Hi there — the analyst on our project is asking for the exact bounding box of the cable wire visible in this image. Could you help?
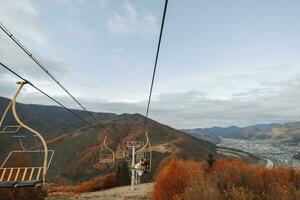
[145,0,169,119]
[0,62,93,126]
[0,22,98,122]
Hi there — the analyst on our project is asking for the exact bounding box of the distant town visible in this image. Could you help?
[218,138,300,168]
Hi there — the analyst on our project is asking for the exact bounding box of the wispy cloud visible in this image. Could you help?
[0,0,48,46]
[107,1,158,36]
[0,0,72,99]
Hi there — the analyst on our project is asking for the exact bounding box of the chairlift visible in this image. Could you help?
[0,81,53,188]
[135,131,152,172]
[95,136,115,167]
[115,144,126,160]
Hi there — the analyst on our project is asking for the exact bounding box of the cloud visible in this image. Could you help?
[0,70,19,97]
[107,1,158,36]
[0,0,48,46]
[0,0,73,98]
[6,75,300,129]
[77,75,300,129]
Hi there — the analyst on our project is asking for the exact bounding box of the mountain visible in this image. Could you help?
[255,122,300,141]
[253,123,281,131]
[0,96,116,138]
[205,126,241,138]
[0,96,216,185]
[181,128,221,144]
[204,123,281,139]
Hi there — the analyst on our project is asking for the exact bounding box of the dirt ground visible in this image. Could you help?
[46,183,153,200]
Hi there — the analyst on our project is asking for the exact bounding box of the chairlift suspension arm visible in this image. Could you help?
[11,81,48,185]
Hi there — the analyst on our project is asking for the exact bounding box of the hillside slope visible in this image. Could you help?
[0,96,116,138]
[181,128,221,144]
[256,122,300,141]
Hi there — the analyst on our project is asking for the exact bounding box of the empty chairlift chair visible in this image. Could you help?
[0,81,54,188]
[115,144,126,160]
[95,136,115,168]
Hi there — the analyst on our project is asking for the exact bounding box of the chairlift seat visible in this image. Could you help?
[98,158,114,164]
[0,180,43,188]
[0,181,19,188]
[15,180,42,187]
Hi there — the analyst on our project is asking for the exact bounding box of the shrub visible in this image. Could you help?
[153,159,190,200]
[152,159,300,200]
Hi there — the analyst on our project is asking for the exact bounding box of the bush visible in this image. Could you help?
[153,159,190,200]
[152,159,300,200]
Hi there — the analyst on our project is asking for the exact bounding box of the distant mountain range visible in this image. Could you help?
[205,123,281,139]
[183,122,300,142]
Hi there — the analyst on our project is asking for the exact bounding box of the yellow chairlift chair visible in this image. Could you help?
[95,136,115,168]
[0,81,54,188]
[115,144,126,160]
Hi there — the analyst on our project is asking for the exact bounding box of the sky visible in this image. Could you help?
[1,0,300,129]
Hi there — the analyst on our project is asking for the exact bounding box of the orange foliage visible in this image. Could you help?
[153,159,190,200]
[153,159,300,200]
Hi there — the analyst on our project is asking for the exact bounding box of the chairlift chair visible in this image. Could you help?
[115,144,126,160]
[0,81,53,188]
[95,136,115,167]
[135,131,152,172]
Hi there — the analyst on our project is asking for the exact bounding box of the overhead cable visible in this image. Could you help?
[0,22,98,122]
[0,62,93,126]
